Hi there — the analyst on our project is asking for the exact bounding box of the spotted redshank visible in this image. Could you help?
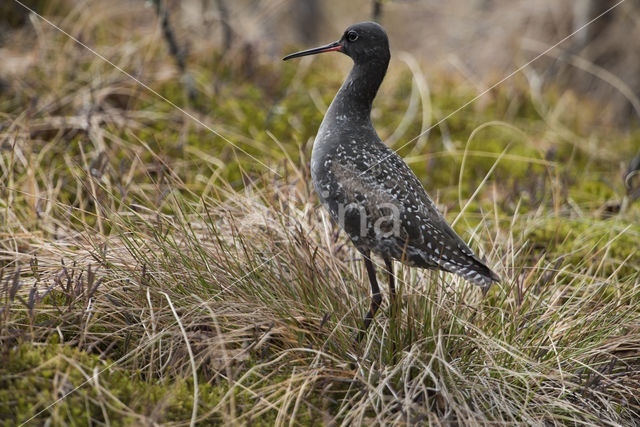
[284,22,500,340]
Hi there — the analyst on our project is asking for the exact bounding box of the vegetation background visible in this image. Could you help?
[1,0,639,424]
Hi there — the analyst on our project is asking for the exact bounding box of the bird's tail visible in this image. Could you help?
[441,253,500,293]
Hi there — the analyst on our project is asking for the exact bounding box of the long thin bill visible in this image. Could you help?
[282,41,342,61]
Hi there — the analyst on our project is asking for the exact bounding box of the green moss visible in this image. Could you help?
[0,342,224,424]
[521,216,639,278]
[0,341,337,425]
[569,179,618,206]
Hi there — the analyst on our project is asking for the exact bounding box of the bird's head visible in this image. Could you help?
[283,22,390,65]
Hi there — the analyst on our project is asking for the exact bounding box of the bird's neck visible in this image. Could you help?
[327,57,389,122]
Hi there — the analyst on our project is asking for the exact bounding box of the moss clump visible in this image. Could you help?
[522,216,640,278]
[0,341,227,424]
[0,340,333,425]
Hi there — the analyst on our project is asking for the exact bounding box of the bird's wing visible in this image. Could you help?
[329,142,499,287]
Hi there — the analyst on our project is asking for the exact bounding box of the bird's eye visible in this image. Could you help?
[347,31,358,42]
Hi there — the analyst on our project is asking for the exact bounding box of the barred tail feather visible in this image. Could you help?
[437,253,500,291]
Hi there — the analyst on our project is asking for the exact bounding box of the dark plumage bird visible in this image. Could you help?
[284,22,500,339]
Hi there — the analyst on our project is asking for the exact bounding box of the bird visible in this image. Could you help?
[283,22,500,341]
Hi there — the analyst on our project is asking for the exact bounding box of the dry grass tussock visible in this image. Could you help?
[2,163,640,424]
[1,0,640,425]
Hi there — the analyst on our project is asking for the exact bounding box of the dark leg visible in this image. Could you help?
[384,257,395,306]
[385,257,398,358]
[357,253,382,342]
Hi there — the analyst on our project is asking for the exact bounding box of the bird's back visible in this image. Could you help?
[312,128,499,289]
